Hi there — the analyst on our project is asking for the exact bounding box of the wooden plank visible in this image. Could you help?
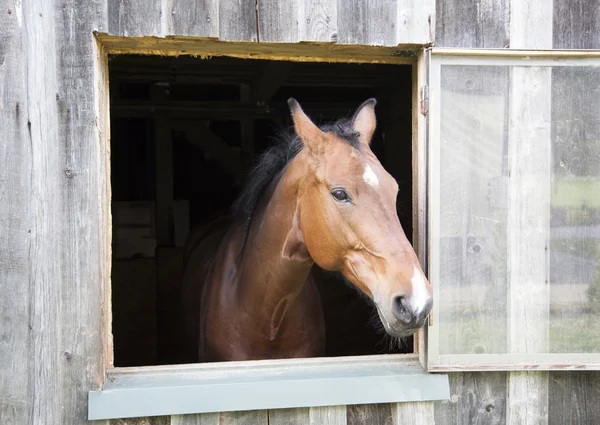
[0,1,30,424]
[22,2,63,424]
[258,0,299,42]
[396,0,434,45]
[55,0,110,423]
[219,410,268,425]
[172,413,220,425]
[506,7,552,423]
[108,0,162,36]
[348,404,392,425]
[553,0,600,49]
[435,0,509,48]
[268,408,310,425]
[433,372,506,425]
[309,406,347,425]
[167,0,219,37]
[298,0,338,42]
[337,0,397,46]
[219,0,257,42]
[97,34,415,65]
[510,0,553,48]
[392,402,434,425]
[548,372,600,425]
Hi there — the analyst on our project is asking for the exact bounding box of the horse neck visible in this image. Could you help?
[235,167,314,309]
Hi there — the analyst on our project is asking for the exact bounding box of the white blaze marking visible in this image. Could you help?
[362,164,379,188]
[410,265,429,314]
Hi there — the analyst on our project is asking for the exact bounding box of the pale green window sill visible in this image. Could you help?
[88,354,449,420]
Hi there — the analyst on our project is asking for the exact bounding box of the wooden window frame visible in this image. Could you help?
[426,48,600,372]
[89,36,448,420]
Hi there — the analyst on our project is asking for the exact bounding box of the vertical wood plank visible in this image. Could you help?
[553,0,600,49]
[0,0,30,423]
[298,0,338,42]
[435,0,509,48]
[549,372,600,425]
[24,1,62,423]
[56,0,110,423]
[309,405,347,425]
[396,0,434,45]
[258,0,299,42]
[337,0,397,46]
[219,410,269,425]
[166,0,219,37]
[509,0,553,49]
[392,402,434,425]
[506,6,553,424]
[108,0,162,37]
[219,0,257,42]
[269,408,310,425]
[172,413,220,425]
[348,404,393,425]
[434,372,507,425]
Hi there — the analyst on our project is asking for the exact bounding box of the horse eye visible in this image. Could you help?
[331,189,350,202]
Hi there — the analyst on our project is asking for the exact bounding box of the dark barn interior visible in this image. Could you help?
[109,54,414,367]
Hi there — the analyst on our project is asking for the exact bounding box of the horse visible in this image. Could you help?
[180,98,433,363]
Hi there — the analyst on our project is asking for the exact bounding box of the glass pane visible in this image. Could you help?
[434,62,600,357]
[550,67,600,353]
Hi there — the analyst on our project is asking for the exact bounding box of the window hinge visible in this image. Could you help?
[420,85,429,116]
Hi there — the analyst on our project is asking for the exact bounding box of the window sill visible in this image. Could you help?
[88,354,449,420]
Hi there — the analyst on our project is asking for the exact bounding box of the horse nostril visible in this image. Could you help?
[391,295,414,324]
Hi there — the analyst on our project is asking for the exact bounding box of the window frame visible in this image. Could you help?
[90,36,449,420]
[425,48,600,372]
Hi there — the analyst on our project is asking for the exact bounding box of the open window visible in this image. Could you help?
[426,51,600,370]
[89,42,449,421]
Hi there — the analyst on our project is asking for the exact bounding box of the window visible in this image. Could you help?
[427,51,600,370]
[89,37,449,421]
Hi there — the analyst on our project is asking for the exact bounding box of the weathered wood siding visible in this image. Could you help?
[1,0,600,424]
[432,1,600,425]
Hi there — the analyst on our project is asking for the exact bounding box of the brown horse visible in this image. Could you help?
[180,98,432,362]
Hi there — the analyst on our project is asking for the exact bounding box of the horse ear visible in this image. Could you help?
[288,98,325,153]
[352,98,377,146]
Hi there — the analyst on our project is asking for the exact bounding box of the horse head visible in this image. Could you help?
[286,98,433,338]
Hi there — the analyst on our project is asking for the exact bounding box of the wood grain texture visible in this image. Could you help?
[55,0,110,423]
[396,0,434,44]
[509,0,553,48]
[171,413,220,425]
[108,0,162,36]
[298,0,338,42]
[348,404,393,425]
[23,1,63,423]
[508,372,549,425]
[268,408,310,425]
[0,1,30,424]
[392,402,434,425]
[434,372,506,425]
[337,0,397,46]
[219,0,257,42]
[219,410,268,425]
[309,405,347,425]
[553,0,600,49]
[258,0,299,42]
[549,372,600,425]
[435,0,509,48]
[166,0,219,37]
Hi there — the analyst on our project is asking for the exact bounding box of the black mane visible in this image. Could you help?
[231,118,360,221]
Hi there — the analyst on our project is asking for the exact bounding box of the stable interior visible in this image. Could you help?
[109,54,414,367]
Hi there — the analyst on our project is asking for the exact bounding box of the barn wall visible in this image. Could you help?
[1,0,600,424]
